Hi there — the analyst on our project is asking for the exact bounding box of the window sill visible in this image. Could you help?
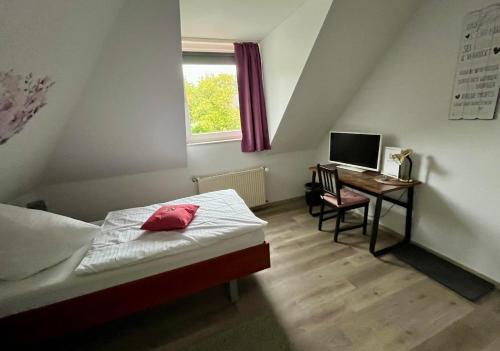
[187,138,241,146]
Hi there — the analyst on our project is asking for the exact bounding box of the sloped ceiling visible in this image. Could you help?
[270,0,423,152]
[0,0,124,201]
[260,0,333,142]
[43,0,187,184]
[180,0,308,41]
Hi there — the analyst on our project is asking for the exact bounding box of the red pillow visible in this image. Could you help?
[141,204,199,231]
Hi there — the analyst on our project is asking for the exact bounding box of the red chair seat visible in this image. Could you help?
[321,189,369,208]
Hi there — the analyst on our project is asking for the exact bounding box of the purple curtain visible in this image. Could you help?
[234,43,271,152]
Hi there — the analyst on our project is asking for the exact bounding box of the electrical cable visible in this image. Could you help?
[368,189,408,219]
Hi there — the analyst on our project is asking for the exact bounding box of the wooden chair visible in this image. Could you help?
[316,164,370,242]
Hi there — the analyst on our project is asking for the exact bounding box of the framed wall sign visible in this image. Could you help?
[449,3,500,120]
[381,146,401,178]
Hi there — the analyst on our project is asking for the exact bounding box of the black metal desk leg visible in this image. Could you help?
[369,195,383,254]
[403,187,414,243]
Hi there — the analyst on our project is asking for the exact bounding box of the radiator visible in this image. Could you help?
[194,167,267,208]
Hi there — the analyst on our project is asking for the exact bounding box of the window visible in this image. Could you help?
[182,51,241,144]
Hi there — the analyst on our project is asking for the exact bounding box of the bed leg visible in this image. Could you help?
[227,279,239,303]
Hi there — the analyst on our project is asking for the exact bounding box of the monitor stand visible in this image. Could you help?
[337,165,366,173]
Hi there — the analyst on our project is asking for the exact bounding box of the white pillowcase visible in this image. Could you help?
[0,203,99,280]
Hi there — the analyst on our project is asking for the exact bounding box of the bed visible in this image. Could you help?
[0,190,270,344]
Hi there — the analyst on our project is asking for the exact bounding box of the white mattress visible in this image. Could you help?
[0,228,265,318]
[76,189,267,274]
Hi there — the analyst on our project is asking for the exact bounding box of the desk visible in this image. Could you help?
[309,165,421,257]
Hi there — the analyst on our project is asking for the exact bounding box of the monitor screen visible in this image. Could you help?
[329,132,382,171]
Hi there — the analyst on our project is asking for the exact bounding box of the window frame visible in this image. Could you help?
[182,40,242,145]
[186,129,242,145]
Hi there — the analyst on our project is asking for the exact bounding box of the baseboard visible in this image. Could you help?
[252,196,304,211]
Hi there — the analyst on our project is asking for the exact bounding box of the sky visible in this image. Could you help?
[182,64,236,84]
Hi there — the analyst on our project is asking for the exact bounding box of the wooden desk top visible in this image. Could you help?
[309,164,421,195]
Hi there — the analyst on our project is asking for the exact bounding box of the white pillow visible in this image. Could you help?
[0,203,99,280]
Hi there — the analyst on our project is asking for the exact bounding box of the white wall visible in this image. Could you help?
[35,143,315,221]
[260,0,333,141]
[16,0,322,221]
[0,0,124,201]
[23,0,315,220]
[318,0,500,282]
[43,0,187,184]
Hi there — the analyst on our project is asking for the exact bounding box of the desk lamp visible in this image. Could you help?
[391,149,413,182]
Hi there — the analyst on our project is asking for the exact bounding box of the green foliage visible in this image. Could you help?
[185,73,241,134]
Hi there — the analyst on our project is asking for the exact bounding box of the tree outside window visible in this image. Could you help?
[183,63,241,143]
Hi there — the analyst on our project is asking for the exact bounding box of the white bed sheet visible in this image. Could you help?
[76,189,267,274]
[0,228,265,318]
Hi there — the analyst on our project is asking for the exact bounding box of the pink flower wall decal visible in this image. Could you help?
[0,70,55,144]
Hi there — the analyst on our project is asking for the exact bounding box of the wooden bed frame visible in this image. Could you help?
[0,242,270,346]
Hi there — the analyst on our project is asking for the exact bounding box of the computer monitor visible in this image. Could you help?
[329,131,382,172]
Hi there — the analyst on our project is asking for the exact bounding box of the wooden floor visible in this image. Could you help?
[253,199,500,351]
[49,198,500,351]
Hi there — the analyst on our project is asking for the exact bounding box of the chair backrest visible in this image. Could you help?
[316,164,342,205]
